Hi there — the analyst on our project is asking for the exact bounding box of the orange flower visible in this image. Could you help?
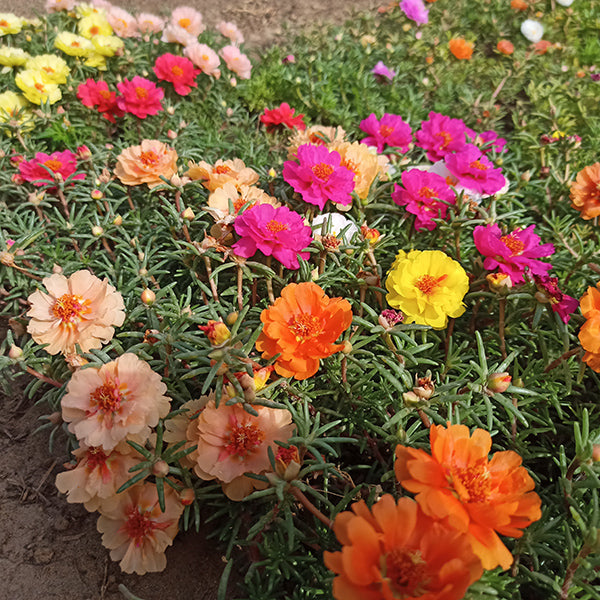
[578,283,600,372]
[186,157,259,192]
[323,495,483,600]
[511,0,528,9]
[496,40,514,55]
[395,423,542,570]
[449,38,474,60]
[256,282,353,379]
[533,40,552,55]
[570,163,600,220]
[114,139,178,188]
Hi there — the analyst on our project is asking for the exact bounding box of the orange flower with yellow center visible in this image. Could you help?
[324,494,483,600]
[395,423,542,570]
[114,139,178,188]
[570,163,600,220]
[578,282,600,371]
[256,282,353,380]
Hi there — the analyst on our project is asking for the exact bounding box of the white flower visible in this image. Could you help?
[556,0,573,5]
[312,213,359,244]
[520,20,544,43]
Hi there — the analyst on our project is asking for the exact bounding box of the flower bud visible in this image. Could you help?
[341,340,353,354]
[52,264,63,274]
[593,445,600,462]
[182,207,195,220]
[226,311,239,326]
[113,215,123,226]
[152,460,170,478]
[167,106,175,115]
[91,225,104,237]
[0,251,15,267]
[486,372,512,394]
[77,145,92,160]
[199,320,231,346]
[91,189,103,200]
[274,445,301,481]
[167,129,177,139]
[486,272,513,293]
[8,344,23,359]
[141,289,156,305]
[179,488,195,505]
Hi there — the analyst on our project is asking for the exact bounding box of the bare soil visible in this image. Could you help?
[1,1,379,599]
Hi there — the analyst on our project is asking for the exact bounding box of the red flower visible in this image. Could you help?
[153,53,200,96]
[19,150,85,188]
[77,79,124,123]
[116,76,164,119]
[260,102,306,132]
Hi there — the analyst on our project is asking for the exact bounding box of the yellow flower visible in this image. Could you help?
[0,46,30,66]
[75,3,106,18]
[25,54,70,84]
[0,13,23,36]
[0,91,33,131]
[78,14,113,39]
[15,69,62,105]
[84,52,107,70]
[91,35,124,57]
[54,32,94,57]
[385,249,469,329]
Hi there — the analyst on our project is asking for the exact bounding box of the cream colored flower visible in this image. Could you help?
[206,182,280,223]
[54,32,95,56]
[25,54,70,84]
[186,158,259,192]
[330,141,385,200]
[287,125,347,159]
[78,14,113,38]
[0,13,23,36]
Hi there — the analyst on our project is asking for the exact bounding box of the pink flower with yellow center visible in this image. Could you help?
[97,482,184,574]
[27,270,125,356]
[77,78,124,123]
[106,6,139,38]
[116,76,164,119]
[360,112,413,154]
[445,144,506,195]
[136,12,165,34]
[415,111,468,162]
[217,21,244,44]
[183,43,221,77]
[170,6,205,37]
[283,143,355,210]
[153,53,200,96]
[473,223,555,284]
[60,353,170,451]
[233,204,313,269]
[220,44,252,79]
[18,149,85,188]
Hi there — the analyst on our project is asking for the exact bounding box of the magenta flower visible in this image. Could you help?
[415,112,468,161]
[359,113,412,154]
[232,204,312,269]
[445,144,506,195]
[391,169,456,231]
[282,144,355,210]
[532,274,578,323]
[469,129,507,154]
[153,53,200,96]
[400,0,429,24]
[371,61,396,82]
[19,150,84,188]
[473,223,555,283]
[116,76,164,119]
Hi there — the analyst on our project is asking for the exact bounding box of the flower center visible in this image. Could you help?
[289,313,323,341]
[415,274,447,295]
[140,150,159,166]
[71,41,81,48]
[43,66,55,74]
[52,293,90,323]
[171,65,184,77]
[419,186,437,199]
[379,124,394,137]
[500,234,525,256]
[89,25,99,35]
[214,165,231,175]
[43,159,63,172]
[435,130,452,149]
[343,159,360,178]
[85,447,108,471]
[383,548,430,597]
[311,162,334,182]
[135,86,148,99]
[123,507,158,546]
[178,17,192,28]
[89,380,124,414]
[451,459,491,503]
[99,89,112,100]
[0,20,8,27]
[469,159,488,172]
[224,423,265,458]
[34,82,46,92]
[266,219,288,233]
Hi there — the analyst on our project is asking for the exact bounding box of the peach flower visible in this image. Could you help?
[114,139,178,188]
[161,23,196,46]
[192,399,294,500]
[219,45,252,79]
[579,282,600,371]
[183,43,221,78]
[27,270,125,356]
[186,158,259,191]
[61,353,171,451]
[55,443,139,512]
[217,21,244,44]
[45,0,76,11]
[330,141,386,200]
[287,125,347,159]
[570,163,600,220]
[97,482,183,574]
[106,6,139,38]
[170,6,205,37]
[206,182,280,223]
[137,13,165,34]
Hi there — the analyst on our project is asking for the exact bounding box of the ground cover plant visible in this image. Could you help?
[1,1,600,599]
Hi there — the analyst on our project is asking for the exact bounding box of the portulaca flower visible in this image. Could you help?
[520,20,544,43]
[312,213,359,244]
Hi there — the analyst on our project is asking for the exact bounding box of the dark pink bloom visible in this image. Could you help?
[116,76,164,119]
[77,79,124,123]
[260,102,306,132]
[359,113,412,153]
[532,274,578,323]
[282,144,355,210]
[415,112,468,161]
[232,204,312,269]
[391,169,456,231]
[473,223,555,283]
[153,53,200,96]
[371,61,396,82]
[469,129,507,154]
[400,0,429,24]
[445,144,506,195]
[19,150,84,188]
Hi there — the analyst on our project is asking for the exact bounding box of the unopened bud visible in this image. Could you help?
[268,168,277,178]
[113,215,123,226]
[139,267,148,276]
[226,311,239,326]
[0,251,15,267]
[8,344,23,359]
[486,372,512,394]
[179,488,195,505]
[138,251,145,261]
[486,272,512,293]
[167,129,177,139]
[91,189,103,200]
[91,225,104,237]
[77,145,92,160]
[182,207,195,220]
[199,320,231,346]
[341,340,353,354]
[593,445,600,462]
[152,460,170,478]
[141,289,156,305]
[167,106,175,115]
[52,264,63,274]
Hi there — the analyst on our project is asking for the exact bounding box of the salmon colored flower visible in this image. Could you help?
[511,0,528,9]
[287,125,347,159]
[97,482,184,574]
[256,282,353,379]
[60,353,170,451]
[220,44,252,79]
[395,423,542,570]
[137,13,165,34]
[324,495,483,600]
[153,53,200,96]
[116,76,163,119]
[183,43,221,77]
[217,21,244,44]
[497,40,514,55]
[449,38,474,60]
[27,270,125,355]
[106,6,139,38]
[55,443,139,512]
[386,250,469,329]
[206,182,280,223]
[570,163,600,220]
[579,283,600,371]
[114,140,178,188]
[186,158,259,191]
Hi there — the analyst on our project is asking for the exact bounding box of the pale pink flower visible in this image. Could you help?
[136,13,165,34]
[27,270,125,356]
[55,443,139,512]
[220,44,252,79]
[45,0,76,11]
[161,23,196,46]
[170,6,205,37]
[217,21,244,44]
[106,6,139,38]
[61,353,171,451]
[97,483,183,574]
[183,43,221,77]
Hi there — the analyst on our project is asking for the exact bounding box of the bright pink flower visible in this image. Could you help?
[232,204,312,270]
[532,274,578,323]
[183,43,221,77]
[473,223,555,283]
[220,44,252,79]
[359,113,412,153]
[116,76,164,119]
[392,169,456,231]
[153,53,200,96]
[260,102,306,132]
[371,60,396,82]
[77,79,124,123]
[282,143,355,210]
[400,0,429,24]
[471,129,507,154]
[415,112,468,161]
[445,144,506,195]
[19,150,84,187]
